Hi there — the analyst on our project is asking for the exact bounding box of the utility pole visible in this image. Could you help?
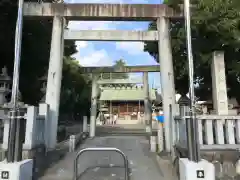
[184,0,201,162]
[7,0,24,162]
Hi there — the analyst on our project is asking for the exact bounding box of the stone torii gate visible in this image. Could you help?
[23,3,182,152]
[86,65,159,138]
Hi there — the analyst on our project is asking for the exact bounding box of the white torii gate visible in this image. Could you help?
[88,71,153,138]
[23,3,179,153]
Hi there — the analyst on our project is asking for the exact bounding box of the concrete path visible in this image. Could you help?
[39,135,168,180]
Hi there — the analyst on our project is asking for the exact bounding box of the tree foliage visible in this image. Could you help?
[0,0,91,120]
[101,59,129,79]
[144,0,240,101]
[60,57,91,120]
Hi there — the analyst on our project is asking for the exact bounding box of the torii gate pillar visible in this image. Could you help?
[157,17,176,152]
[45,16,64,149]
[90,74,98,138]
[143,72,152,134]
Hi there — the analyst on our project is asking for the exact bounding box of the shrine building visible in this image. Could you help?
[99,84,162,124]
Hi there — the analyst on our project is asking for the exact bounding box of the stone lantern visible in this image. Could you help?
[39,73,47,103]
[0,66,27,117]
[0,67,11,106]
[177,95,191,116]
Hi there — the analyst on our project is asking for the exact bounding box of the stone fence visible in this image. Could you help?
[174,114,240,179]
[0,103,50,160]
[175,115,240,150]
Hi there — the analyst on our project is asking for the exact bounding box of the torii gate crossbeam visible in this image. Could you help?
[23,3,182,20]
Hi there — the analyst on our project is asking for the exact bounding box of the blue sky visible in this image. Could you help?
[66,0,164,90]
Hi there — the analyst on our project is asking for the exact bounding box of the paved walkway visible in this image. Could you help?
[39,135,170,180]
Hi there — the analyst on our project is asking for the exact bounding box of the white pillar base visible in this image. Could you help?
[157,125,164,152]
[0,159,33,180]
[150,136,157,152]
[236,159,240,174]
[83,116,88,132]
[179,158,215,180]
[89,116,96,138]
[146,125,151,133]
[96,119,102,125]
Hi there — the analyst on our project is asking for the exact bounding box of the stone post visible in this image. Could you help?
[39,103,50,150]
[157,17,176,152]
[143,72,152,134]
[39,74,47,103]
[45,16,64,149]
[90,74,98,138]
[2,118,10,150]
[23,106,37,150]
[83,116,88,133]
[211,51,228,115]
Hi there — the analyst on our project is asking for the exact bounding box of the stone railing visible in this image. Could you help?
[22,103,49,150]
[175,115,240,150]
[0,104,49,153]
[174,115,240,180]
[0,103,50,161]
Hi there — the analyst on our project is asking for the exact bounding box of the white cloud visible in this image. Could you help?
[68,21,115,30]
[68,21,117,67]
[75,41,88,49]
[72,41,113,67]
[68,21,115,67]
[115,42,144,55]
[77,49,113,67]
[66,0,151,67]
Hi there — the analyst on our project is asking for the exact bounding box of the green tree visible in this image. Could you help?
[144,0,240,101]
[0,0,76,104]
[60,57,91,121]
[101,59,129,79]
[0,0,91,120]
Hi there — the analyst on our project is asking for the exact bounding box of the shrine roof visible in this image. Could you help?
[99,87,161,101]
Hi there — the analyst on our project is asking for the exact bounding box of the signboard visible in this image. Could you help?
[156,115,164,123]
[196,170,204,178]
[1,171,9,179]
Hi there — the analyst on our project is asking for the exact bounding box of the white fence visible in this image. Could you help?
[175,115,240,150]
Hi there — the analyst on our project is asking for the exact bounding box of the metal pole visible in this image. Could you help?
[14,110,25,161]
[7,111,16,162]
[7,0,24,162]
[184,0,200,162]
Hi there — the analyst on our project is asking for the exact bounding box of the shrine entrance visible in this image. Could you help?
[85,66,161,125]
